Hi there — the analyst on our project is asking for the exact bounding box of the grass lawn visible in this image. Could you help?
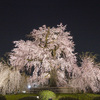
[5,93,38,100]
[56,93,100,100]
[4,93,100,100]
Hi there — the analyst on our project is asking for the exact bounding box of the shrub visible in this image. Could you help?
[39,90,56,100]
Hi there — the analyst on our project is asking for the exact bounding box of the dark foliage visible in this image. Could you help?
[93,97,100,100]
[19,96,39,100]
[0,94,6,100]
[59,97,79,100]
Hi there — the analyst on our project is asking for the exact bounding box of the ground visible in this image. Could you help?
[4,93,100,100]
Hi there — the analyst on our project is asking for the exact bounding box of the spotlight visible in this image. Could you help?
[28,85,31,89]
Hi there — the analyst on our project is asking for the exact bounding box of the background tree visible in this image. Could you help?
[70,52,100,93]
[9,23,78,87]
[0,56,27,95]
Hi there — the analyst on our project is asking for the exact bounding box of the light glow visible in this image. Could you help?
[22,91,26,93]
[28,85,31,89]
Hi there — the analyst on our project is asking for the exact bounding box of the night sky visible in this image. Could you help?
[0,0,100,60]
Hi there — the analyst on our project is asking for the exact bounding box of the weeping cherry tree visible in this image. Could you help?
[0,57,27,95]
[70,52,100,93]
[9,23,78,87]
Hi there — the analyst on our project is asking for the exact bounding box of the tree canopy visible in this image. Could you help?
[9,23,78,87]
[0,24,100,94]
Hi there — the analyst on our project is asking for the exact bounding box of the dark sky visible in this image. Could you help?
[0,0,100,59]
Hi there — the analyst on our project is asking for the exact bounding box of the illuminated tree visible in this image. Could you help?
[9,23,78,87]
[0,58,27,95]
[70,52,100,93]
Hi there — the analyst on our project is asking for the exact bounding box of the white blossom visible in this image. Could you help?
[9,24,77,87]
